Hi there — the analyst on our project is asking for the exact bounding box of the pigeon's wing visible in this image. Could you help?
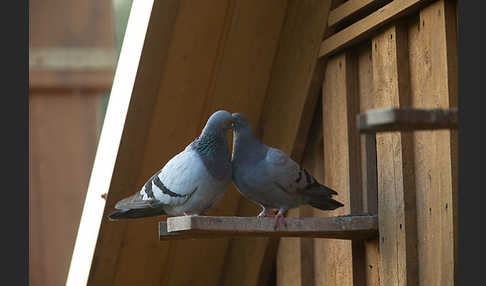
[114,148,208,210]
[265,147,337,196]
[143,148,208,205]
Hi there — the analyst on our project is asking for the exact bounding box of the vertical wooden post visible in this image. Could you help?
[372,23,418,286]
[408,1,458,284]
[320,51,365,286]
[357,43,380,286]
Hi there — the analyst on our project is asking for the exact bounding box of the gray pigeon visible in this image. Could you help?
[231,113,344,228]
[108,110,234,220]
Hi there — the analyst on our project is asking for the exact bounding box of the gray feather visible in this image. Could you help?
[108,110,234,220]
[231,113,344,214]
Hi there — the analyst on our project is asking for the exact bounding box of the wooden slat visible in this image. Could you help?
[160,215,378,240]
[372,24,418,286]
[408,1,458,284]
[319,0,429,58]
[357,43,381,286]
[222,1,334,286]
[320,52,360,286]
[357,107,458,133]
[328,0,390,28]
[276,210,303,286]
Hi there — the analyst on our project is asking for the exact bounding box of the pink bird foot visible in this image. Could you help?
[184,212,190,216]
[273,212,287,230]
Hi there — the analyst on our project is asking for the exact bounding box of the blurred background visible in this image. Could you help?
[29,0,132,285]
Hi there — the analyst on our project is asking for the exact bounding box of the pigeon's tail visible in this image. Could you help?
[304,184,344,211]
[107,207,166,221]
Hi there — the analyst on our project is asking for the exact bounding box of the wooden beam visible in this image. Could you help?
[328,0,390,28]
[66,1,179,285]
[159,215,378,240]
[319,0,430,58]
[357,107,458,133]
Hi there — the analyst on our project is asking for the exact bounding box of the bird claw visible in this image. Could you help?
[273,213,287,230]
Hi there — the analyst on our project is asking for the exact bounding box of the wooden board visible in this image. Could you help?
[372,23,418,286]
[320,52,360,286]
[357,43,381,286]
[319,0,430,58]
[276,208,303,286]
[328,0,390,28]
[159,215,378,240]
[407,1,458,284]
[357,107,458,133]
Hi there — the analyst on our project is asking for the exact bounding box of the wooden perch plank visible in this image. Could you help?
[357,107,458,133]
[159,215,378,240]
[319,0,429,58]
[328,0,390,28]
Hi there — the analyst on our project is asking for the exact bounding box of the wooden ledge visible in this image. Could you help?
[357,107,458,133]
[159,214,378,240]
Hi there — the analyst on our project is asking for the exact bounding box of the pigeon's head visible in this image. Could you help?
[206,110,234,131]
[231,113,251,132]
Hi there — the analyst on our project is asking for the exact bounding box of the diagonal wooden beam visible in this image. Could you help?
[66,1,179,285]
[319,0,430,58]
[69,0,292,285]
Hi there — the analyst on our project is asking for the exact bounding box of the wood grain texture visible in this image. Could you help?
[320,53,363,286]
[357,43,381,286]
[407,1,458,284]
[160,215,378,240]
[357,107,458,133]
[372,24,418,286]
[328,0,390,28]
[276,210,302,286]
[319,0,430,58]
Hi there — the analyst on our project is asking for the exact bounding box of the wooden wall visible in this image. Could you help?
[29,0,115,285]
[277,0,458,285]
